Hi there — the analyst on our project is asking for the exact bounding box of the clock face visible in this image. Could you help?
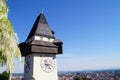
[25,56,32,73]
[40,55,55,73]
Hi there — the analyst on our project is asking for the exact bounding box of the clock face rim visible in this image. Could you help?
[40,55,55,73]
[25,62,30,73]
[25,56,32,73]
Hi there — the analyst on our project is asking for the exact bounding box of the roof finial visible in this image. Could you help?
[41,0,44,14]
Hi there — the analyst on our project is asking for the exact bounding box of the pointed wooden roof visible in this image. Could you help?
[26,13,55,41]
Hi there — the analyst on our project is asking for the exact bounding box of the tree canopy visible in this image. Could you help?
[0,0,21,73]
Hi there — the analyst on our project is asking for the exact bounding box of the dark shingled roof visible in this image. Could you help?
[30,40,58,47]
[19,13,63,56]
[26,13,55,41]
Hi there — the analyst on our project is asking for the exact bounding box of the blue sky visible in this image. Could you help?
[6,0,120,73]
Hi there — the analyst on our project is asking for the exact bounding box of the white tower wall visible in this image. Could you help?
[24,53,58,80]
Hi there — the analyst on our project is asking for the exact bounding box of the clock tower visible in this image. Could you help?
[19,13,63,80]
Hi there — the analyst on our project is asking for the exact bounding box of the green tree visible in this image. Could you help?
[0,71,9,80]
[0,0,21,80]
